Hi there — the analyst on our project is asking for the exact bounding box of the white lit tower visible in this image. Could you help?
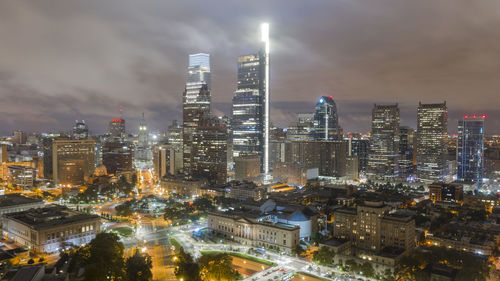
[261,23,270,178]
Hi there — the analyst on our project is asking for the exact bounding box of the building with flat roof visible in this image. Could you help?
[52,139,96,186]
[0,194,44,216]
[2,205,100,253]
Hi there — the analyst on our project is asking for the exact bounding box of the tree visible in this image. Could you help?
[125,249,153,281]
[359,261,375,278]
[198,253,239,281]
[174,247,200,281]
[192,197,214,212]
[84,232,125,281]
[312,246,335,265]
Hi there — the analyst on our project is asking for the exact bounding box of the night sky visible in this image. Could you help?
[1,0,499,135]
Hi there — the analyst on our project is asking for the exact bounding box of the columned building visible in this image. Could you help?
[416,102,448,183]
[457,115,485,189]
[367,104,400,179]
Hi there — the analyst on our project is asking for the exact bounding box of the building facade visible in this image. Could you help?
[101,141,134,175]
[3,205,100,253]
[416,102,448,183]
[52,139,96,186]
[367,104,400,179]
[457,115,485,188]
[313,96,341,141]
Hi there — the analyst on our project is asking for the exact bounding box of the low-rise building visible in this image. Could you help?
[160,176,208,197]
[225,181,267,201]
[207,211,300,254]
[0,194,44,216]
[2,205,100,253]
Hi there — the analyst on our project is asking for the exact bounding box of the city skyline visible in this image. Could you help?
[1,0,500,135]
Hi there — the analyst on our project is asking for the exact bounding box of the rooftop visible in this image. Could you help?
[4,205,99,230]
[0,194,43,208]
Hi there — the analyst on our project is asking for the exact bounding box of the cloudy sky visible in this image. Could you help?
[1,0,499,135]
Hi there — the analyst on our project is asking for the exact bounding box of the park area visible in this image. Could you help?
[201,251,275,278]
[291,272,329,281]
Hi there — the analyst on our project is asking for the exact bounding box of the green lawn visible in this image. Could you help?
[200,251,277,266]
[170,238,182,250]
[296,271,330,281]
[114,226,133,237]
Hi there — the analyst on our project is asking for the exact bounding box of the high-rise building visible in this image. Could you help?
[399,126,416,181]
[167,120,183,174]
[367,104,400,179]
[183,54,211,177]
[191,115,228,185]
[231,89,263,159]
[135,113,152,161]
[457,115,485,188]
[230,23,270,175]
[416,102,448,183]
[346,136,369,174]
[287,140,346,177]
[109,118,126,139]
[72,120,89,139]
[313,96,341,141]
[52,139,96,186]
[13,130,27,145]
[0,145,7,163]
[287,113,314,141]
[102,141,134,175]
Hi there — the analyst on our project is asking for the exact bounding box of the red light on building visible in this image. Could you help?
[464,115,468,118]
[112,119,124,123]
[482,114,487,119]
[329,96,333,99]
[473,114,477,118]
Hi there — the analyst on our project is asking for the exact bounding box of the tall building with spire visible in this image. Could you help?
[313,96,342,140]
[367,104,400,179]
[230,23,270,175]
[183,54,211,177]
[135,113,152,161]
[416,102,448,183]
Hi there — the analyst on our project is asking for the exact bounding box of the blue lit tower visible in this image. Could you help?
[313,96,341,140]
[457,114,485,189]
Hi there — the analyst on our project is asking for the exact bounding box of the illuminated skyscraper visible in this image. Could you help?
[313,96,341,140]
[416,102,447,183]
[367,104,400,179]
[109,118,125,139]
[230,23,270,174]
[183,54,211,177]
[457,115,485,188]
[398,126,416,180]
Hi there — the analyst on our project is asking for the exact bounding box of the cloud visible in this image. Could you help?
[0,0,499,135]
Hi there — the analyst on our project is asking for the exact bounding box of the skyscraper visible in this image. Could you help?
[367,104,400,179]
[183,54,211,177]
[457,115,485,188]
[109,118,125,139]
[313,96,341,140]
[398,126,416,181]
[416,102,447,183]
[52,139,96,186]
[230,23,270,175]
[135,113,152,161]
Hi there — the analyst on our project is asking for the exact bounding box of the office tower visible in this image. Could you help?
[109,118,126,139]
[72,120,89,139]
[457,115,485,188]
[231,88,262,159]
[416,102,448,183]
[313,96,341,140]
[231,24,270,173]
[188,53,211,89]
[167,120,183,174]
[0,145,7,163]
[429,183,464,203]
[287,113,314,141]
[367,104,400,179]
[346,136,369,174]
[153,144,169,179]
[183,54,211,177]
[234,155,261,181]
[13,130,27,145]
[399,126,416,181]
[191,115,228,185]
[52,139,96,186]
[287,140,346,177]
[102,141,134,175]
[135,113,152,161]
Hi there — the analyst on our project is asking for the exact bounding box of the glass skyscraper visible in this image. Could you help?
[457,115,485,188]
[183,54,211,177]
[416,102,448,183]
[230,24,269,173]
[313,96,341,140]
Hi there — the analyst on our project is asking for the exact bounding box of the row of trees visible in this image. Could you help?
[174,248,240,281]
[64,233,152,281]
[70,175,136,204]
